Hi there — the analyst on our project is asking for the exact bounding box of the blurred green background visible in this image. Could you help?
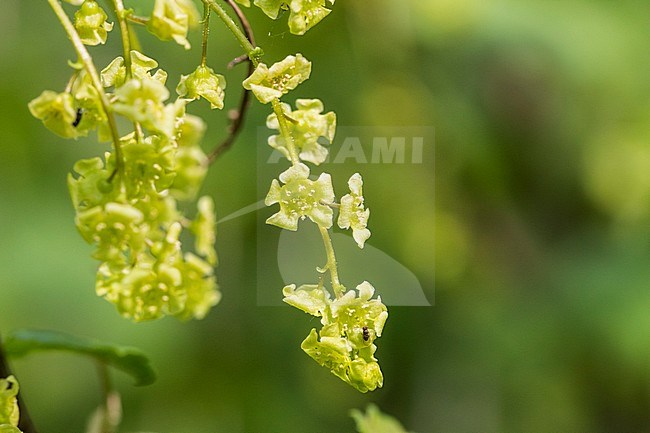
[2,0,650,431]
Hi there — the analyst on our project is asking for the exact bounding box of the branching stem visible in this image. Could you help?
[227,53,249,69]
[207,0,257,163]
[204,0,299,165]
[271,99,300,165]
[203,0,261,66]
[204,0,339,297]
[112,0,133,78]
[223,0,256,47]
[47,0,124,185]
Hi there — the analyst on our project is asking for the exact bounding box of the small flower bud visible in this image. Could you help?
[176,65,227,110]
[74,0,113,46]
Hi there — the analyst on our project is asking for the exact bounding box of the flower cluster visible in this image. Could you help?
[284,282,387,392]
[29,2,229,321]
[64,99,219,321]
[0,376,21,433]
[33,0,388,396]
[258,53,386,391]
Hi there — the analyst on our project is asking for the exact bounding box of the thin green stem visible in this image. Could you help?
[271,99,300,165]
[318,225,345,297]
[223,0,256,47]
[203,0,298,166]
[203,0,336,296]
[110,0,145,149]
[203,0,261,66]
[64,70,79,93]
[200,4,211,66]
[47,0,124,184]
[134,122,144,143]
[112,0,133,78]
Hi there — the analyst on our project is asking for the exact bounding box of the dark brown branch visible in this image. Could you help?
[208,0,256,163]
[224,0,256,47]
[227,53,249,69]
[0,336,37,433]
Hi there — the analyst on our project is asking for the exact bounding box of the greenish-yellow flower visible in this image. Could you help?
[74,0,113,46]
[283,281,387,392]
[287,0,332,35]
[338,173,371,248]
[0,376,20,430]
[177,65,227,109]
[175,252,220,320]
[101,51,167,89]
[243,54,311,104]
[282,283,330,316]
[191,196,218,266]
[147,0,199,50]
[28,90,83,139]
[267,99,336,165]
[112,78,182,138]
[253,0,334,35]
[265,163,334,230]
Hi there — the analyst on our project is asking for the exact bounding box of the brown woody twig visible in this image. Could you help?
[208,0,257,163]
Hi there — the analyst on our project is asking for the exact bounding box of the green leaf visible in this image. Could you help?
[3,330,156,386]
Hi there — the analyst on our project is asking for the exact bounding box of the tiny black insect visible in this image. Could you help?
[72,108,83,127]
[362,326,370,341]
